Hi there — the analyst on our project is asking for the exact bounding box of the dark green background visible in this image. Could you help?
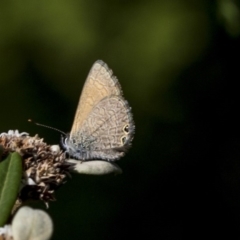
[1,0,240,239]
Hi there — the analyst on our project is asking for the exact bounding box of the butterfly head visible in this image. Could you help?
[61,134,90,160]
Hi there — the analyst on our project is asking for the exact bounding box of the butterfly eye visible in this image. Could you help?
[123,124,129,133]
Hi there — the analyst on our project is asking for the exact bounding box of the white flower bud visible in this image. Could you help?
[67,159,122,175]
[12,206,53,240]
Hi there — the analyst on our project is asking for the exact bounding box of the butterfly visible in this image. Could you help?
[61,60,135,162]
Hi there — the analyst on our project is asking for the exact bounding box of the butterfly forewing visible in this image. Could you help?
[70,60,122,138]
[65,60,135,161]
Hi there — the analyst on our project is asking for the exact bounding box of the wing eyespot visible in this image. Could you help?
[121,136,127,145]
[123,124,129,134]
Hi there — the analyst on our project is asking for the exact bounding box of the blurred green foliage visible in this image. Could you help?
[1,0,240,239]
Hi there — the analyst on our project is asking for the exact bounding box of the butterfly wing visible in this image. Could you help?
[70,60,122,138]
[71,96,134,161]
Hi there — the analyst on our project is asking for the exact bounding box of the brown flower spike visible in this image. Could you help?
[0,130,70,207]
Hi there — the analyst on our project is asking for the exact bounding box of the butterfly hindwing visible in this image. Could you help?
[70,96,134,161]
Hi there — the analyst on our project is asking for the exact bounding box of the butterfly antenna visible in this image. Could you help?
[28,119,66,136]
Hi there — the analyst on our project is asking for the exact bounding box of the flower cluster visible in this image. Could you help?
[0,130,122,208]
[0,129,123,240]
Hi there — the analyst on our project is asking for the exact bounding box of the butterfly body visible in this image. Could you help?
[62,60,135,161]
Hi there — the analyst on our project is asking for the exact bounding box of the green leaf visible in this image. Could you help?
[0,145,3,161]
[0,152,22,226]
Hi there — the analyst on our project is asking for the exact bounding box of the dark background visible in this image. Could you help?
[1,0,240,239]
